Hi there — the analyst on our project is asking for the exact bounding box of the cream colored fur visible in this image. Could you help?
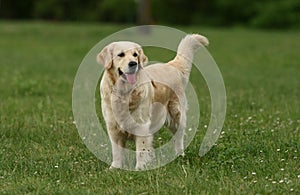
[97,34,209,169]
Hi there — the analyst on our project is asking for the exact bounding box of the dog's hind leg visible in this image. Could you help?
[167,98,186,156]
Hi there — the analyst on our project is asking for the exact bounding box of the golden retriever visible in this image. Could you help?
[97,34,209,169]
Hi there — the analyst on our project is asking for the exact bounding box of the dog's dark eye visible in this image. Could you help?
[133,52,138,57]
[118,52,125,57]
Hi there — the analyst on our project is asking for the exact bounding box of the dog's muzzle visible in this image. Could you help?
[118,61,139,84]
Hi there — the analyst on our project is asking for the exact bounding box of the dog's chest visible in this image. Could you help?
[129,86,151,111]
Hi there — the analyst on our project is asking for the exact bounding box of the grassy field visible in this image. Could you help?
[0,21,299,194]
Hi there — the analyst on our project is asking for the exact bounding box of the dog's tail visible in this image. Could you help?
[168,34,209,86]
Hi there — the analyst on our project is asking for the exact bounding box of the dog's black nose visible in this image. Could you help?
[128,61,137,67]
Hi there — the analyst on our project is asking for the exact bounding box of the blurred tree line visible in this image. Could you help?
[0,0,300,28]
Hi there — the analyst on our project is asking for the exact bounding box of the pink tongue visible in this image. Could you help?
[125,73,137,84]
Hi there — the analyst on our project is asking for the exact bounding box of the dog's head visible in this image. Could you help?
[97,41,148,85]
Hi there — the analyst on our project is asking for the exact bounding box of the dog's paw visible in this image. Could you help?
[177,152,185,157]
[135,163,146,170]
[135,150,156,170]
[175,148,185,157]
[109,165,117,170]
[109,161,124,170]
[109,165,121,170]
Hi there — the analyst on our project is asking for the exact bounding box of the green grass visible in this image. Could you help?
[0,21,299,194]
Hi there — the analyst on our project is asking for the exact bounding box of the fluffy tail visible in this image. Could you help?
[168,34,209,86]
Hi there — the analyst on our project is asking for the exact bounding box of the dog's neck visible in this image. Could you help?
[112,77,136,96]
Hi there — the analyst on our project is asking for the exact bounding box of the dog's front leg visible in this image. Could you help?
[135,135,155,170]
[110,141,125,169]
[108,131,126,169]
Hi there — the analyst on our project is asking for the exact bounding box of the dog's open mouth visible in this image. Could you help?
[118,66,138,85]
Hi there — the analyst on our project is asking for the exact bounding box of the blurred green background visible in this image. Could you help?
[1,0,300,29]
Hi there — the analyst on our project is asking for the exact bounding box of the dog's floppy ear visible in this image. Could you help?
[97,44,113,69]
[137,47,148,66]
